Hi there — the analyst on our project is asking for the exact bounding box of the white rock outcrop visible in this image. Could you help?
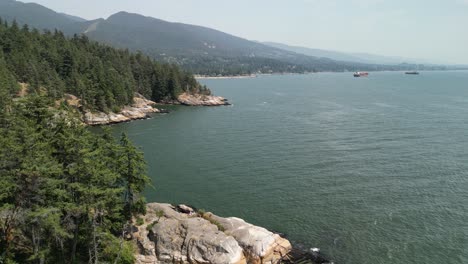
[82,93,160,125]
[177,93,230,106]
[208,214,291,264]
[62,92,229,125]
[134,203,291,264]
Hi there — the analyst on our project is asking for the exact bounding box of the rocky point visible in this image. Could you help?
[133,203,292,264]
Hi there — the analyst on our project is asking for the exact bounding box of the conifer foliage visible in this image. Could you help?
[0,96,150,263]
[0,18,210,112]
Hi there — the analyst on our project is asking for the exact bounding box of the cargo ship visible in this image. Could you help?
[405,71,419,75]
[353,72,369,77]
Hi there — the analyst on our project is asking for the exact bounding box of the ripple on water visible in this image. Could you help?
[110,72,468,264]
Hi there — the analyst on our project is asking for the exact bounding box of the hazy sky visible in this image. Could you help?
[27,0,468,64]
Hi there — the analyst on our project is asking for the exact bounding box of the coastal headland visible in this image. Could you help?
[61,92,230,126]
[132,203,330,264]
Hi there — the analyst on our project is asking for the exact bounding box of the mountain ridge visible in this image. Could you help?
[59,12,87,22]
[262,41,434,65]
[0,0,80,30]
[0,0,457,75]
[0,0,377,74]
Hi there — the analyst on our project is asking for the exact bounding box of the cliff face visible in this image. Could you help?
[134,203,292,264]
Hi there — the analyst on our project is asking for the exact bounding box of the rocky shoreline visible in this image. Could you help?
[63,93,230,126]
[82,94,163,126]
[133,203,291,264]
[178,93,231,106]
[132,203,331,264]
[158,93,231,107]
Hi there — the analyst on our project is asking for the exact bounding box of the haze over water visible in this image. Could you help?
[111,71,468,264]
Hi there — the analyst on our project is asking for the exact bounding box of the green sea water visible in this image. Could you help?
[110,71,468,264]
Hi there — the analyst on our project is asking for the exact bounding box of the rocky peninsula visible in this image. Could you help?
[133,203,292,264]
[81,93,162,126]
[62,92,230,126]
[178,93,231,106]
[159,93,231,107]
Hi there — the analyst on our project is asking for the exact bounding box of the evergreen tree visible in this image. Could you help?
[0,19,205,112]
[0,96,148,263]
[0,51,18,113]
[119,133,150,220]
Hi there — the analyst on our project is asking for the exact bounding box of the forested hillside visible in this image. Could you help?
[77,12,365,75]
[0,18,209,112]
[0,93,151,263]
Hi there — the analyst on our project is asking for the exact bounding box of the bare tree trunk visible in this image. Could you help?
[70,217,80,264]
[113,222,128,264]
[32,227,39,259]
[88,248,93,264]
[92,210,99,264]
[1,206,19,260]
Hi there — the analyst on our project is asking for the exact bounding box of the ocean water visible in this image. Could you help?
[110,71,468,264]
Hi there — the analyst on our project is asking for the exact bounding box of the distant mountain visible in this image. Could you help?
[262,42,365,62]
[59,12,86,23]
[70,12,389,74]
[0,2,351,74]
[263,42,430,65]
[78,12,333,61]
[0,0,79,31]
[0,0,453,75]
[347,52,425,65]
[81,11,273,57]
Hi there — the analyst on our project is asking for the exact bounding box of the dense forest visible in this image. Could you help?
[0,18,184,263]
[0,18,210,112]
[0,94,150,263]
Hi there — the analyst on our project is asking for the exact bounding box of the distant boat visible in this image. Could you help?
[353,72,369,77]
[405,71,419,75]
